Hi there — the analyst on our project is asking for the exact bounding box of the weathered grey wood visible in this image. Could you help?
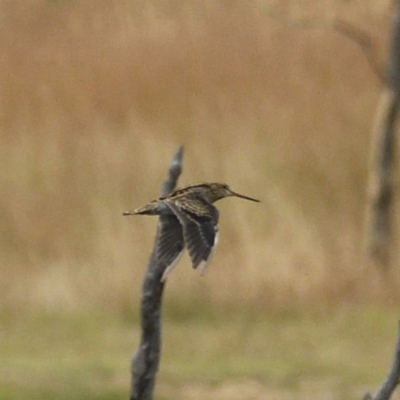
[365,0,400,268]
[364,322,400,400]
[130,146,184,400]
[388,0,400,93]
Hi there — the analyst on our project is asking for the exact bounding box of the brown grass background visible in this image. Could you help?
[0,0,396,315]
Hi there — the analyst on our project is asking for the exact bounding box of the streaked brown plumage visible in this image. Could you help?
[123,183,259,281]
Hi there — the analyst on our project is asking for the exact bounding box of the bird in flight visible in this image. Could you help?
[123,182,259,281]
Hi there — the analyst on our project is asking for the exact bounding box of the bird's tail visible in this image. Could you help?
[122,201,161,216]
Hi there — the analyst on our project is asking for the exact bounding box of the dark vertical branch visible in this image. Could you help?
[364,322,400,400]
[365,0,400,268]
[388,0,400,92]
[130,146,184,400]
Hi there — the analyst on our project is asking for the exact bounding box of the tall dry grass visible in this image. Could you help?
[0,0,396,315]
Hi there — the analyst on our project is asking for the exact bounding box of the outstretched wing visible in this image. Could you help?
[165,197,219,274]
[157,214,185,282]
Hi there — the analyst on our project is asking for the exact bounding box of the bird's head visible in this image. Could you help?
[209,183,260,203]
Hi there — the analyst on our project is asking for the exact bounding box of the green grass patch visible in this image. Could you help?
[1,306,399,399]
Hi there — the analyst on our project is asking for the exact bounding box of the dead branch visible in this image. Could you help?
[365,0,400,268]
[130,146,184,400]
[364,322,400,400]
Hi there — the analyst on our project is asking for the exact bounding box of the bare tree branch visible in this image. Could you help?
[130,146,184,400]
[365,0,400,268]
[364,322,400,400]
[387,0,400,93]
[365,89,399,267]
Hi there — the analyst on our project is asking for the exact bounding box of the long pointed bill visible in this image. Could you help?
[231,191,260,202]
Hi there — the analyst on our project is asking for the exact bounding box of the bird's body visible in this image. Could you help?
[123,183,259,281]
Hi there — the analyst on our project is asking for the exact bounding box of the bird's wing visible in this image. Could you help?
[157,214,185,282]
[165,197,219,273]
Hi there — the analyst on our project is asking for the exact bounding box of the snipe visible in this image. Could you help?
[123,183,259,281]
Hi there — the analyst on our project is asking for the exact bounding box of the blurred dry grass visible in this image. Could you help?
[0,0,397,314]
